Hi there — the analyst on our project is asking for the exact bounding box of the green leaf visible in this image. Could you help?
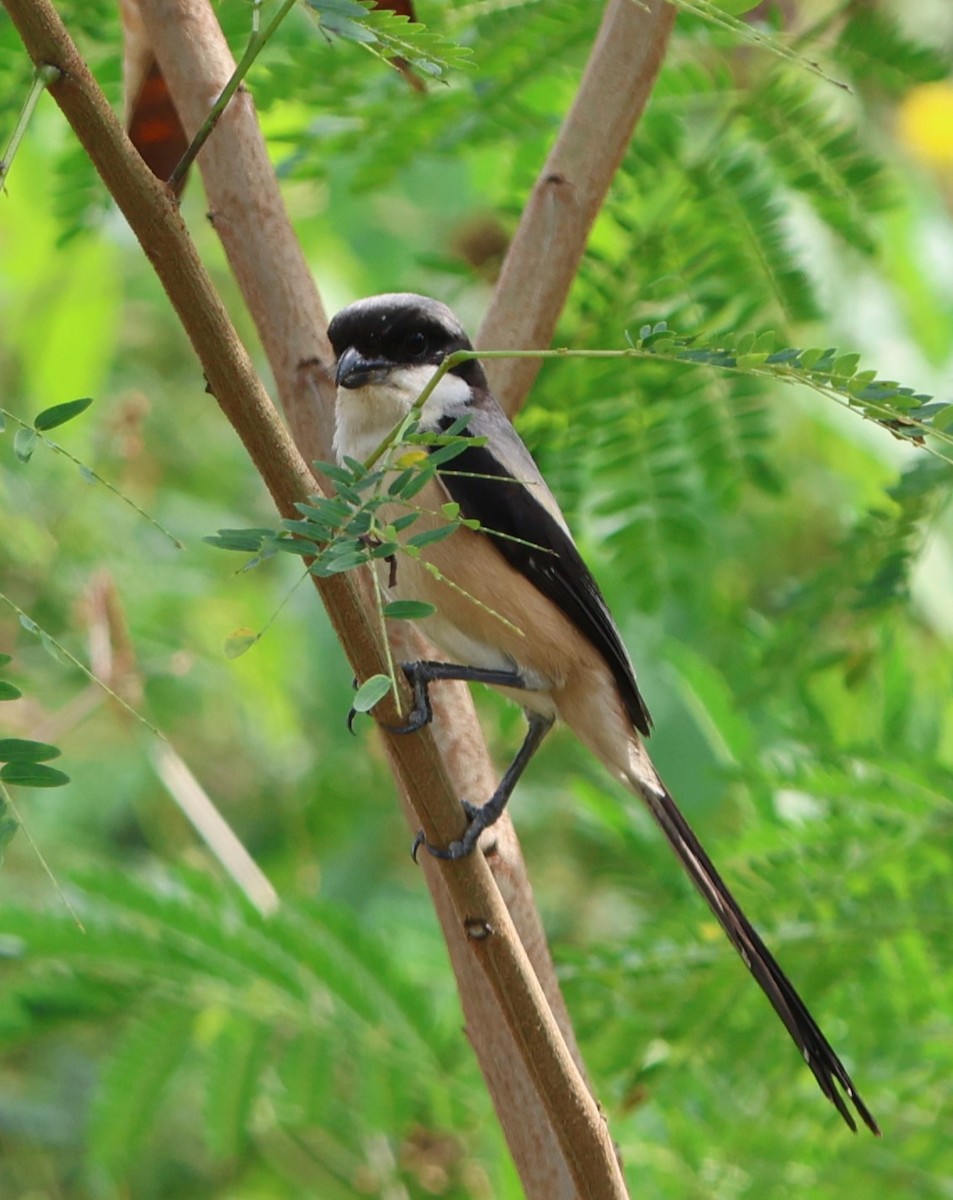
[40,631,72,665]
[14,427,37,462]
[308,0,472,77]
[440,502,461,520]
[406,524,458,550]
[203,529,271,552]
[847,369,878,393]
[204,1015,270,1161]
[33,396,93,431]
[428,438,473,467]
[90,1003,195,1172]
[310,550,369,576]
[223,629,259,659]
[272,538,316,558]
[0,762,70,788]
[834,353,861,378]
[386,513,420,534]
[397,467,436,500]
[836,9,949,93]
[747,75,894,255]
[932,405,953,432]
[352,674,392,713]
[333,482,363,506]
[294,499,354,525]
[281,519,327,541]
[441,414,474,438]
[346,508,373,537]
[387,468,416,496]
[382,600,437,620]
[315,0,378,44]
[0,738,61,763]
[0,682,22,701]
[798,348,825,371]
[312,459,357,483]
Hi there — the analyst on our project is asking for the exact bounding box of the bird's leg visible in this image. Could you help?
[346,659,552,859]
[413,710,555,861]
[385,660,530,734]
[347,660,525,733]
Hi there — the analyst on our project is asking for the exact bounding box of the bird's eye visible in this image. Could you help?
[405,331,428,359]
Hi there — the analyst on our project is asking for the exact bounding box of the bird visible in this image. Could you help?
[327,291,879,1135]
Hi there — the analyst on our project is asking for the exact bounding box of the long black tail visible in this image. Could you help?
[631,774,880,1134]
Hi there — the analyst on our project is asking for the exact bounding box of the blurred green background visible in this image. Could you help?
[1,1,953,1196]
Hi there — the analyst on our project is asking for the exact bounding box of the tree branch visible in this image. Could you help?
[477,0,676,415]
[2,2,626,1195]
[124,0,338,463]
[126,0,595,1189]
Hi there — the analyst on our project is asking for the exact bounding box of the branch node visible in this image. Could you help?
[464,917,494,941]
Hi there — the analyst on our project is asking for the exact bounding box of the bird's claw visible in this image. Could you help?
[384,709,431,735]
[346,676,360,735]
[347,665,434,735]
[411,801,486,862]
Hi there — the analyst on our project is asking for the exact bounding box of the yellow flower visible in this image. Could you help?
[898,82,953,167]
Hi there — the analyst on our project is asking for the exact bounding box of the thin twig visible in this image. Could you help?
[150,741,280,916]
[1,786,86,930]
[476,0,675,415]
[167,0,297,189]
[0,62,60,189]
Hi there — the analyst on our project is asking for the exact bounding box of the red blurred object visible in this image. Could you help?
[127,58,190,195]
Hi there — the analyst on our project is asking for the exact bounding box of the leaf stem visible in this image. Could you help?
[1,783,86,930]
[0,407,184,548]
[362,343,949,473]
[0,62,61,190]
[168,0,297,190]
[0,593,164,738]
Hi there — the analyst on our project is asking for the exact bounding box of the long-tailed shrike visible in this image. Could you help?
[327,292,878,1134]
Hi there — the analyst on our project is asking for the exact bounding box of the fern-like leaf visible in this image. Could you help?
[306,0,472,79]
[204,1011,272,1161]
[835,10,950,93]
[690,147,822,325]
[88,1000,196,1173]
[746,75,896,255]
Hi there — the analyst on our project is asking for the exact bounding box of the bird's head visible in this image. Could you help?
[328,293,487,461]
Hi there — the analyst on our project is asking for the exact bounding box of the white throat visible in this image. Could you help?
[333,364,472,464]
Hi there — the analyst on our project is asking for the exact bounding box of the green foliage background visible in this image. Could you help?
[2,1,953,1196]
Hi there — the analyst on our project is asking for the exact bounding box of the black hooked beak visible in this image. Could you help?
[335,346,393,390]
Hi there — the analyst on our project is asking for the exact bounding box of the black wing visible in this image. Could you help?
[431,419,652,736]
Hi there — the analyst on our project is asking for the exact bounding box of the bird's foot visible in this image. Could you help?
[411,800,487,861]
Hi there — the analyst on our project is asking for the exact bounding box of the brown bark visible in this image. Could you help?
[478,0,676,416]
